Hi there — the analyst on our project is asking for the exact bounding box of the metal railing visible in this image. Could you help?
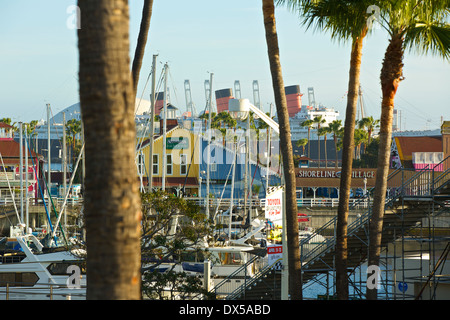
[1,282,86,300]
[209,254,262,298]
[223,158,449,300]
[300,156,450,264]
[225,258,281,300]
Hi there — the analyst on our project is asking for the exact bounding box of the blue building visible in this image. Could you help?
[198,135,281,200]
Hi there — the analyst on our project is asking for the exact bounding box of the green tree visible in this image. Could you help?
[140,190,214,300]
[353,127,368,160]
[367,0,450,300]
[296,138,308,156]
[301,119,314,158]
[78,0,142,299]
[262,0,302,300]
[328,119,342,168]
[65,119,82,175]
[312,115,326,167]
[358,116,379,146]
[318,125,331,168]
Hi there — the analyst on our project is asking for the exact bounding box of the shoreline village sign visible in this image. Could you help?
[296,169,375,179]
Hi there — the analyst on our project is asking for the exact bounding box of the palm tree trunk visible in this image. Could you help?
[78,0,142,300]
[367,32,404,300]
[308,127,311,158]
[262,0,302,300]
[335,30,366,300]
[131,0,154,96]
[317,127,320,168]
[334,135,339,169]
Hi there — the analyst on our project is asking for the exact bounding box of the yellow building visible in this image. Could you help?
[137,126,201,196]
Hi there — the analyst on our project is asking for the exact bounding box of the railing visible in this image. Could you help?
[222,160,449,300]
[1,282,86,300]
[210,254,262,298]
[184,197,372,210]
[300,156,450,265]
[225,258,281,300]
[0,196,83,207]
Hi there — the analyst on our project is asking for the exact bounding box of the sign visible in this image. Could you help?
[296,169,375,179]
[265,188,283,226]
[166,137,189,149]
[267,244,283,270]
[398,281,408,293]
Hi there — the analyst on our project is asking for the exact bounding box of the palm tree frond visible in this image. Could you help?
[405,22,450,60]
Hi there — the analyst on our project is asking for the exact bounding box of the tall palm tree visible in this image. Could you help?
[354,128,368,160]
[78,0,142,299]
[367,0,450,300]
[358,116,380,153]
[296,138,308,156]
[278,0,373,299]
[131,0,154,96]
[328,119,342,168]
[301,119,314,158]
[65,119,82,172]
[313,115,326,168]
[262,0,302,300]
[317,126,328,167]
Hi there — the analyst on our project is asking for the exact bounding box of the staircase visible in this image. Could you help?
[221,157,450,300]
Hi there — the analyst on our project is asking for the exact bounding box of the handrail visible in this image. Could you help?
[225,258,281,300]
[210,254,261,297]
[208,158,450,300]
[300,156,450,264]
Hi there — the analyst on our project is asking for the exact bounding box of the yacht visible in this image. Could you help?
[0,228,86,300]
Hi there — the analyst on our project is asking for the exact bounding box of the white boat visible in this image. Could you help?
[0,231,86,300]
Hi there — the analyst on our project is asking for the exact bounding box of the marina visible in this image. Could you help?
[0,95,449,300]
[1,0,449,302]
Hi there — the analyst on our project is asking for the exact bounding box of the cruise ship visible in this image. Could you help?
[288,104,339,141]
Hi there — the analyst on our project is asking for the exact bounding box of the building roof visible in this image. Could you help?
[394,136,442,161]
[0,140,43,165]
[0,122,13,129]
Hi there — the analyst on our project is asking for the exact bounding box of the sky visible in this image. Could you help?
[1,0,449,131]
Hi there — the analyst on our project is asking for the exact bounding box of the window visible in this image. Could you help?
[152,154,158,175]
[137,154,145,176]
[180,154,187,175]
[47,262,86,276]
[166,154,173,175]
[0,272,38,287]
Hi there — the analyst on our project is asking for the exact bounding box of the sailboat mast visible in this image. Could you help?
[206,72,213,220]
[148,54,157,192]
[25,123,29,232]
[162,63,168,191]
[63,113,67,230]
[266,103,273,192]
[47,103,51,200]
[19,122,24,225]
